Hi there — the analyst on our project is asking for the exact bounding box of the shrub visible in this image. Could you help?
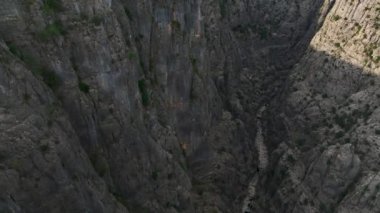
[91,16,103,26]
[138,79,149,106]
[37,67,61,91]
[23,93,31,103]
[42,0,62,13]
[90,153,109,177]
[128,52,136,60]
[151,170,159,180]
[219,0,227,18]
[124,7,133,20]
[375,129,380,135]
[295,138,306,146]
[287,155,296,164]
[332,15,341,21]
[334,113,356,131]
[78,81,90,93]
[258,26,269,40]
[190,57,199,73]
[38,21,65,40]
[171,20,181,31]
[40,144,50,153]
[0,153,5,162]
[5,43,60,91]
[335,131,344,138]
[374,56,380,64]
[7,43,23,59]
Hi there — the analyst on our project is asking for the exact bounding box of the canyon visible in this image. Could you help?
[0,0,379,212]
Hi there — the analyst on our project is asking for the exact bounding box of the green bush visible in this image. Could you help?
[37,68,61,91]
[171,20,181,31]
[124,7,133,20]
[151,170,159,180]
[334,113,356,131]
[42,0,62,13]
[78,81,90,93]
[40,144,50,153]
[374,56,380,64]
[287,155,296,164]
[335,131,344,139]
[6,43,36,65]
[5,43,60,91]
[138,79,149,107]
[219,0,227,18]
[128,52,137,60]
[23,93,31,103]
[91,16,103,26]
[332,15,341,21]
[7,43,23,59]
[295,138,306,146]
[38,22,65,40]
[190,57,199,73]
[258,27,270,40]
[90,153,109,177]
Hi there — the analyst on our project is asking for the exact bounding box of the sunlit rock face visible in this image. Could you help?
[0,0,379,212]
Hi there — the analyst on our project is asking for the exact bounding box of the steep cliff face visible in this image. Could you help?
[0,0,378,212]
[250,0,380,212]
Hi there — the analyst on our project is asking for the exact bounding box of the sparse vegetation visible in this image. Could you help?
[5,42,61,91]
[91,15,103,26]
[319,203,333,213]
[332,15,341,21]
[219,0,227,18]
[7,43,23,59]
[37,67,61,91]
[39,144,50,153]
[190,57,199,74]
[23,93,31,103]
[138,79,149,107]
[42,0,62,13]
[295,138,306,146]
[0,153,5,162]
[90,152,109,177]
[38,21,65,40]
[259,27,270,40]
[287,155,296,164]
[128,52,137,60]
[78,81,90,93]
[335,131,344,139]
[333,113,356,131]
[124,7,133,20]
[151,170,159,180]
[171,20,181,31]
[364,43,378,63]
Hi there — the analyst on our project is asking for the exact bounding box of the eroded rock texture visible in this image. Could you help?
[0,0,379,212]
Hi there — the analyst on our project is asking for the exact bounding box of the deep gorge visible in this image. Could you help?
[0,0,379,212]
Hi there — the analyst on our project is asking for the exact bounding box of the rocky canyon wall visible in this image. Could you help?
[0,0,378,212]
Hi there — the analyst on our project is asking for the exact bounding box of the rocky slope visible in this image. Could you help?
[0,0,379,212]
[249,0,380,212]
